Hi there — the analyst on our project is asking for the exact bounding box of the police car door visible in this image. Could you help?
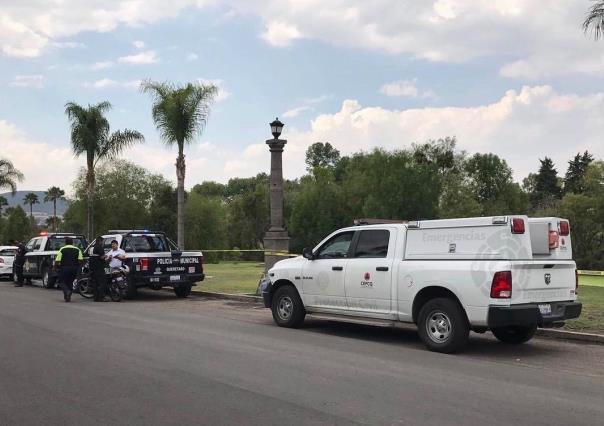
[23,237,43,276]
[344,228,395,317]
[301,230,354,311]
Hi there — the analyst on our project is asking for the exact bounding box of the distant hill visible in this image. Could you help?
[0,191,69,216]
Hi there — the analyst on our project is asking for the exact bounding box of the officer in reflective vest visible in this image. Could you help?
[54,237,83,302]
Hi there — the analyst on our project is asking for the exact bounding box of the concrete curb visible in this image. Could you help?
[536,328,604,345]
[190,290,604,345]
[191,290,262,304]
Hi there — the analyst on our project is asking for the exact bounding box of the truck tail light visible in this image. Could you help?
[511,218,525,234]
[491,271,512,299]
[139,258,149,271]
[0,258,4,264]
[549,231,559,249]
[575,269,579,296]
[559,220,570,236]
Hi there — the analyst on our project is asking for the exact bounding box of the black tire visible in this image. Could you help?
[41,267,56,289]
[174,284,192,298]
[76,277,95,299]
[124,281,137,300]
[417,297,469,354]
[491,324,537,344]
[108,279,122,302]
[271,285,306,328]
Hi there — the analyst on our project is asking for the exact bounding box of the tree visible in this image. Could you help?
[141,80,218,249]
[564,151,594,194]
[465,153,514,203]
[0,195,8,216]
[44,186,65,231]
[583,1,604,40]
[23,192,39,218]
[532,157,562,208]
[185,192,227,250]
[0,158,24,194]
[65,101,144,240]
[3,205,32,243]
[63,160,173,235]
[305,142,341,172]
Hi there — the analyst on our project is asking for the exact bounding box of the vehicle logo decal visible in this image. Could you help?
[544,273,551,285]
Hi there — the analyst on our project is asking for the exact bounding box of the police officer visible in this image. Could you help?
[13,241,27,287]
[54,237,83,302]
[88,236,107,302]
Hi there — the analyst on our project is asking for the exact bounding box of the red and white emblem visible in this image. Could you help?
[364,272,370,280]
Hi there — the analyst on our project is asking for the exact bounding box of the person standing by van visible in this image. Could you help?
[13,241,27,287]
[88,237,107,302]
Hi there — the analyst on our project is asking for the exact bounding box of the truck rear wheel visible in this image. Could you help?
[174,284,192,298]
[417,297,469,354]
[491,324,537,344]
[271,285,305,328]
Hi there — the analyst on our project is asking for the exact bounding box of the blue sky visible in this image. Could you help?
[1,0,603,192]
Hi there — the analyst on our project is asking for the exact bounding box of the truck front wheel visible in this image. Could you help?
[271,285,305,328]
[41,267,56,289]
[417,297,469,354]
[491,324,537,344]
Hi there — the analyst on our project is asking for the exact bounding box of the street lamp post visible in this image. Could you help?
[263,118,290,272]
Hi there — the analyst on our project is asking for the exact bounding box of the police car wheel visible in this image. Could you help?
[271,285,305,328]
[41,268,52,289]
[174,284,191,298]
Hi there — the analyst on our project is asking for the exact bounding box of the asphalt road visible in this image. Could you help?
[1,281,603,426]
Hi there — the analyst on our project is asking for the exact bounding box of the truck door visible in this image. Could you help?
[344,229,394,316]
[301,230,354,311]
[23,238,43,276]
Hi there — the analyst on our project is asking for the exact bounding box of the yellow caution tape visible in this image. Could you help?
[577,270,604,276]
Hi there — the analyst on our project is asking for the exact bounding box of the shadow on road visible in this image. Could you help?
[298,318,555,359]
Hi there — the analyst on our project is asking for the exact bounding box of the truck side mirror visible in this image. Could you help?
[302,247,314,260]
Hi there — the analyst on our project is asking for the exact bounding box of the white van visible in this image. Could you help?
[260,216,581,353]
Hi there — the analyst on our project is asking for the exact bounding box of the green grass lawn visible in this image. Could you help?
[578,274,604,288]
[198,262,604,334]
[199,262,264,294]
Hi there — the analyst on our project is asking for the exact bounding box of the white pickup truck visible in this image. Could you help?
[260,216,581,353]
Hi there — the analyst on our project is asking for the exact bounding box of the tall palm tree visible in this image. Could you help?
[0,158,24,195]
[44,186,65,232]
[23,192,39,218]
[65,101,144,239]
[141,80,218,248]
[583,1,604,39]
[0,195,8,216]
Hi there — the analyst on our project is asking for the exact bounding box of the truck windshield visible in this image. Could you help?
[122,235,169,253]
[47,237,87,251]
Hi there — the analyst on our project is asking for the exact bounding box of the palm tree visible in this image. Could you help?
[44,186,65,232]
[65,101,144,239]
[141,80,218,248]
[0,196,8,216]
[0,158,24,195]
[23,192,39,218]
[583,1,604,39]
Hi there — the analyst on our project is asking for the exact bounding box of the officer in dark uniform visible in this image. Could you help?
[13,241,27,287]
[88,236,107,302]
[54,237,83,302]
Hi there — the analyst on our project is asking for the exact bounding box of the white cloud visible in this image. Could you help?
[0,120,79,192]
[85,78,141,90]
[10,75,44,88]
[271,86,604,181]
[6,86,603,192]
[0,1,599,79]
[186,52,199,61]
[51,41,84,49]
[283,106,312,118]
[197,78,231,102]
[132,40,145,49]
[260,21,302,47]
[380,79,436,100]
[118,50,158,65]
[91,61,113,70]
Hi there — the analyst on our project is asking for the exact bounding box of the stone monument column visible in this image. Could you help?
[263,120,290,272]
